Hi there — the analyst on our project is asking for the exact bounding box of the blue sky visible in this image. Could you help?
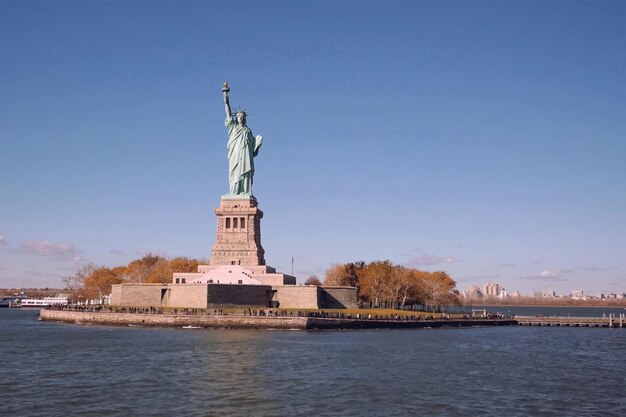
[1,0,625,296]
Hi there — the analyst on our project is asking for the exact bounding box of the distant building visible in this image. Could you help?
[571,290,585,300]
[464,283,512,300]
[483,283,501,297]
[462,285,484,300]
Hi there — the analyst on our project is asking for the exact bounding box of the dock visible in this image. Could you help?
[516,313,625,328]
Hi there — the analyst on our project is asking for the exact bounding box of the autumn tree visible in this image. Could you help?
[145,258,173,283]
[65,254,204,301]
[83,267,122,299]
[119,253,163,283]
[345,262,365,288]
[359,260,394,307]
[304,275,322,286]
[420,271,460,311]
[62,263,97,300]
[382,265,415,309]
[169,257,200,274]
[325,260,460,310]
[323,264,350,286]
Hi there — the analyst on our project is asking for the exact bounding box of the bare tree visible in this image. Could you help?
[62,263,96,296]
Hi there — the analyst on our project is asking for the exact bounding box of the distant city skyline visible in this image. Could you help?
[462,281,626,300]
[1,1,625,295]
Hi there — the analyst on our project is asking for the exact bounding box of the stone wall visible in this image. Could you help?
[40,309,518,330]
[40,309,308,329]
[111,283,271,309]
[274,285,319,309]
[255,273,296,286]
[111,284,164,307]
[167,284,208,308]
[110,285,122,304]
[111,283,358,310]
[319,286,358,309]
[206,284,272,307]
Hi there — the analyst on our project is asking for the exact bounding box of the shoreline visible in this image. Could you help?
[39,309,517,330]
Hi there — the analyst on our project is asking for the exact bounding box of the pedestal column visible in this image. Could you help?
[210,197,266,266]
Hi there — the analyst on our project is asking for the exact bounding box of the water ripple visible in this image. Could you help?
[0,310,625,416]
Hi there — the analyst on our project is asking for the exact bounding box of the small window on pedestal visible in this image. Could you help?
[233,217,238,228]
[240,217,245,228]
[225,218,231,229]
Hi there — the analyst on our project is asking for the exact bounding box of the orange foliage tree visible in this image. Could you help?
[82,267,123,299]
[304,275,322,286]
[324,260,459,310]
[63,254,204,300]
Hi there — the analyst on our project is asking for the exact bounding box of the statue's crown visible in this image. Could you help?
[235,107,247,116]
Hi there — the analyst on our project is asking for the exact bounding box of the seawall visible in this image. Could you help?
[40,309,517,330]
[40,309,308,329]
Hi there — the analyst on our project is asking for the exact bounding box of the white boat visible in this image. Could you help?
[19,297,69,308]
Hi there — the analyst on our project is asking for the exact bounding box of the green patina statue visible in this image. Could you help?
[222,82,263,197]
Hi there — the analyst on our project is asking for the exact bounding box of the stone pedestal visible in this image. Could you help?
[173,195,296,286]
[210,197,266,266]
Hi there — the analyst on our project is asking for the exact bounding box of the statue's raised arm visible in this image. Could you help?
[223,82,232,120]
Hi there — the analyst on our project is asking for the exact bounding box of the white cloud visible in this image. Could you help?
[17,240,82,261]
[521,270,568,282]
[0,234,7,246]
[407,253,455,266]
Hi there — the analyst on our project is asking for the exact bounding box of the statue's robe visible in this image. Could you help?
[225,116,263,195]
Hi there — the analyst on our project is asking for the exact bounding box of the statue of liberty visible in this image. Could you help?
[222,83,263,197]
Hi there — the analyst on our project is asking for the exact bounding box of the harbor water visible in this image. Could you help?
[1,308,624,416]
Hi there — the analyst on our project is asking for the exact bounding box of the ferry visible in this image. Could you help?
[19,297,69,308]
[0,296,16,308]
